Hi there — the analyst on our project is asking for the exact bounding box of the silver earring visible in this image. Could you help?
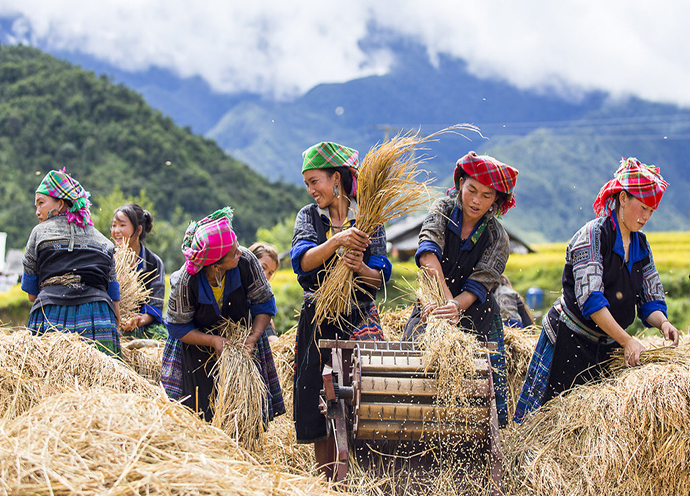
[214,267,223,287]
[334,184,340,198]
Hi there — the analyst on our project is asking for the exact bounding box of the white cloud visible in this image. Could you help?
[1,0,689,105]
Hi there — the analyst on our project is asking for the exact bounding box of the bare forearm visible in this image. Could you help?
[589,307,632,346]
[180,329,219,348]
[355,264,384,289]
[300,238,340,273]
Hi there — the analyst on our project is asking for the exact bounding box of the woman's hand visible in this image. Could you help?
[420,302,438,321]
[121,316,139,332]
[661,320,680,345]
[430,299,462,324]
[623,338,645,367]
[212,335,230,357]
[342,249,365,272]
[244,335,258,354]
[334,227,370,251]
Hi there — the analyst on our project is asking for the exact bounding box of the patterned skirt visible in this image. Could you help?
[27,302,121,357]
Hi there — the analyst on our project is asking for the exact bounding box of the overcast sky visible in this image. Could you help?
[1,1,688,106]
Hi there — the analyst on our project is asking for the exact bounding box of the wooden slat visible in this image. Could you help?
[359,376,490,398]
[360,354,489,375]
[355,419,487,442]
[357,402,489,424]
[319,339,498,352]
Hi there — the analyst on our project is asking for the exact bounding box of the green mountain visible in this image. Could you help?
[0,45,310,267]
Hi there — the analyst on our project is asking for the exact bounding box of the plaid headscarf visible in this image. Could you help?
[182,207,237,275]
[301,142,359,196]
[35,168,93,227]
[451,151,519,216]
[593,157,668,218]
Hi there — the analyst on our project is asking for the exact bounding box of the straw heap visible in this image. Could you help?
[114,243,154,324]
[503,324,540,418]
[0,329,159,420]
[504,359,690,495]
[121,338,164,384]
[379,304,413,341]
[608,336,690,374]
[0,389,338,495]
[209,318,268,452]
[312,125,478,325]
[416,270,481,406]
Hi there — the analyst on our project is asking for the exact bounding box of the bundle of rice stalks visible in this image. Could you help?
[0,328,159,420]
[416,270,482,407]
[504,324,540,419]
[379,304,413,341]
[121,338,164,384]
[608,337,690,374]
[114,243,154,324]
[0,388,337,495]
[209,318,268,452]
[504,362,690,495]
[312,124,479,325]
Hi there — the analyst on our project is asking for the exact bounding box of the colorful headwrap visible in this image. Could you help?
[301,142,359,196]
[451,151,519,216]
[181,207,237,276]
[593,157,668,218]
[35,168,93,227]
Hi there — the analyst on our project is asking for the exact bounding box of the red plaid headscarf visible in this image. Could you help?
[182,207,237,275]
[593,157,668,218]
[452,151,519,216]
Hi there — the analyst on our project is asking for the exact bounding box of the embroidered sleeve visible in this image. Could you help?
[467,220,509,292]
[366,223,392,282]
[637,238,666,324]
[22,226,39,277]
[291,205,319,275]
[567,220,606,312]
[165,267,196,326]
[418,197,454,249]
[242,249,275,308]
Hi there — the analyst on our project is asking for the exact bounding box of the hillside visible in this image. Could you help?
[0,45,310,267]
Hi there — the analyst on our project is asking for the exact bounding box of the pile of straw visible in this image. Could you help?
[209,318,267,452]
[121,338,164,384]
[504,359,690,495]
[114,243,153,324]
[0,329,159,419]
[416,270,481,406]
[0,388,337,495]
[312,125,478,325]
[608,335,690,374]
[503,324,540,418]
[379,304,413,341]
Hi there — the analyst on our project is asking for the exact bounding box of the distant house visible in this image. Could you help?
[386,215,534,261]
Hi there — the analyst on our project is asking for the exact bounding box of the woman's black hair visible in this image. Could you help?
[324,167,354,197]
[456,171,509,213]
[113,203,153,242]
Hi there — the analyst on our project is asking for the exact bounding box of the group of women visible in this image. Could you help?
[21,145,680,478]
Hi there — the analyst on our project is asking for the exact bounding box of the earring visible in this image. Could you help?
[334,184,340,198]
[214,266,223,287]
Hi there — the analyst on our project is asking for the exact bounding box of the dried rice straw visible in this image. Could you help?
[504,324,540,419]
[608,336,690,374]
[504,360,690,495]
[114,242,154,324]
[0,388,339,495]
[312,124,479,325]
[379,305,413,341]
[209,318,268,452]
[121,338,164,384]
[0,328,160,420]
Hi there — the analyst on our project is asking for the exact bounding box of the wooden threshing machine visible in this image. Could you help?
[319,338,503,494]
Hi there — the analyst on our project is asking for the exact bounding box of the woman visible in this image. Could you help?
[21,168,121,356]
[291,141,392,478]
[514,158,679,423]
[111,203,167,340]
[160,207,284,423]
[249,242,280,343]
[402,151,519,427]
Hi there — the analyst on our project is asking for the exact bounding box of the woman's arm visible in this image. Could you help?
[300,227,371,273]
[245,313,271,353]
[589,307,645,366]
[180,329,228,356]
[645,309,679,345]
[418,252,477,323]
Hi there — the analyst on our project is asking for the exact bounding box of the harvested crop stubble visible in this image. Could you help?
[0,389,337,495]
[503,325,539,418]
[312,124,479,325]
[121,338,164,384]
[115,243,154,324]
[0,329,159,420]
[504,361,690,496]
[416,270,482,407]
[209,318,267,452]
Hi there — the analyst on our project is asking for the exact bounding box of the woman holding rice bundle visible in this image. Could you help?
[161,207,285,422]
[22,168,121,356]
[514,157,679,423]
[402,151,519,427]
[292,142,392,477]
[111,203,167,340]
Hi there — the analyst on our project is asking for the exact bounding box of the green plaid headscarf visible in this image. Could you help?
[301,142,359,195]
[35,168,93,227]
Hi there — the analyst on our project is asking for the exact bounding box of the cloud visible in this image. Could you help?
[2,0,689,105]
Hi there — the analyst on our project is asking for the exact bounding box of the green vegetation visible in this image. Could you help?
[0,45,310,267]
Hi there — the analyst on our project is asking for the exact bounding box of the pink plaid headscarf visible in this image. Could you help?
[182,207,237,275]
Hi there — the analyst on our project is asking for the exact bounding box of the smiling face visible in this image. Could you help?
[303,168,339,209]
[618,191,654,233]
[110,211,141,248]
[258,254,278,281]
[34,193,64,223]
[458,176,498,224]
